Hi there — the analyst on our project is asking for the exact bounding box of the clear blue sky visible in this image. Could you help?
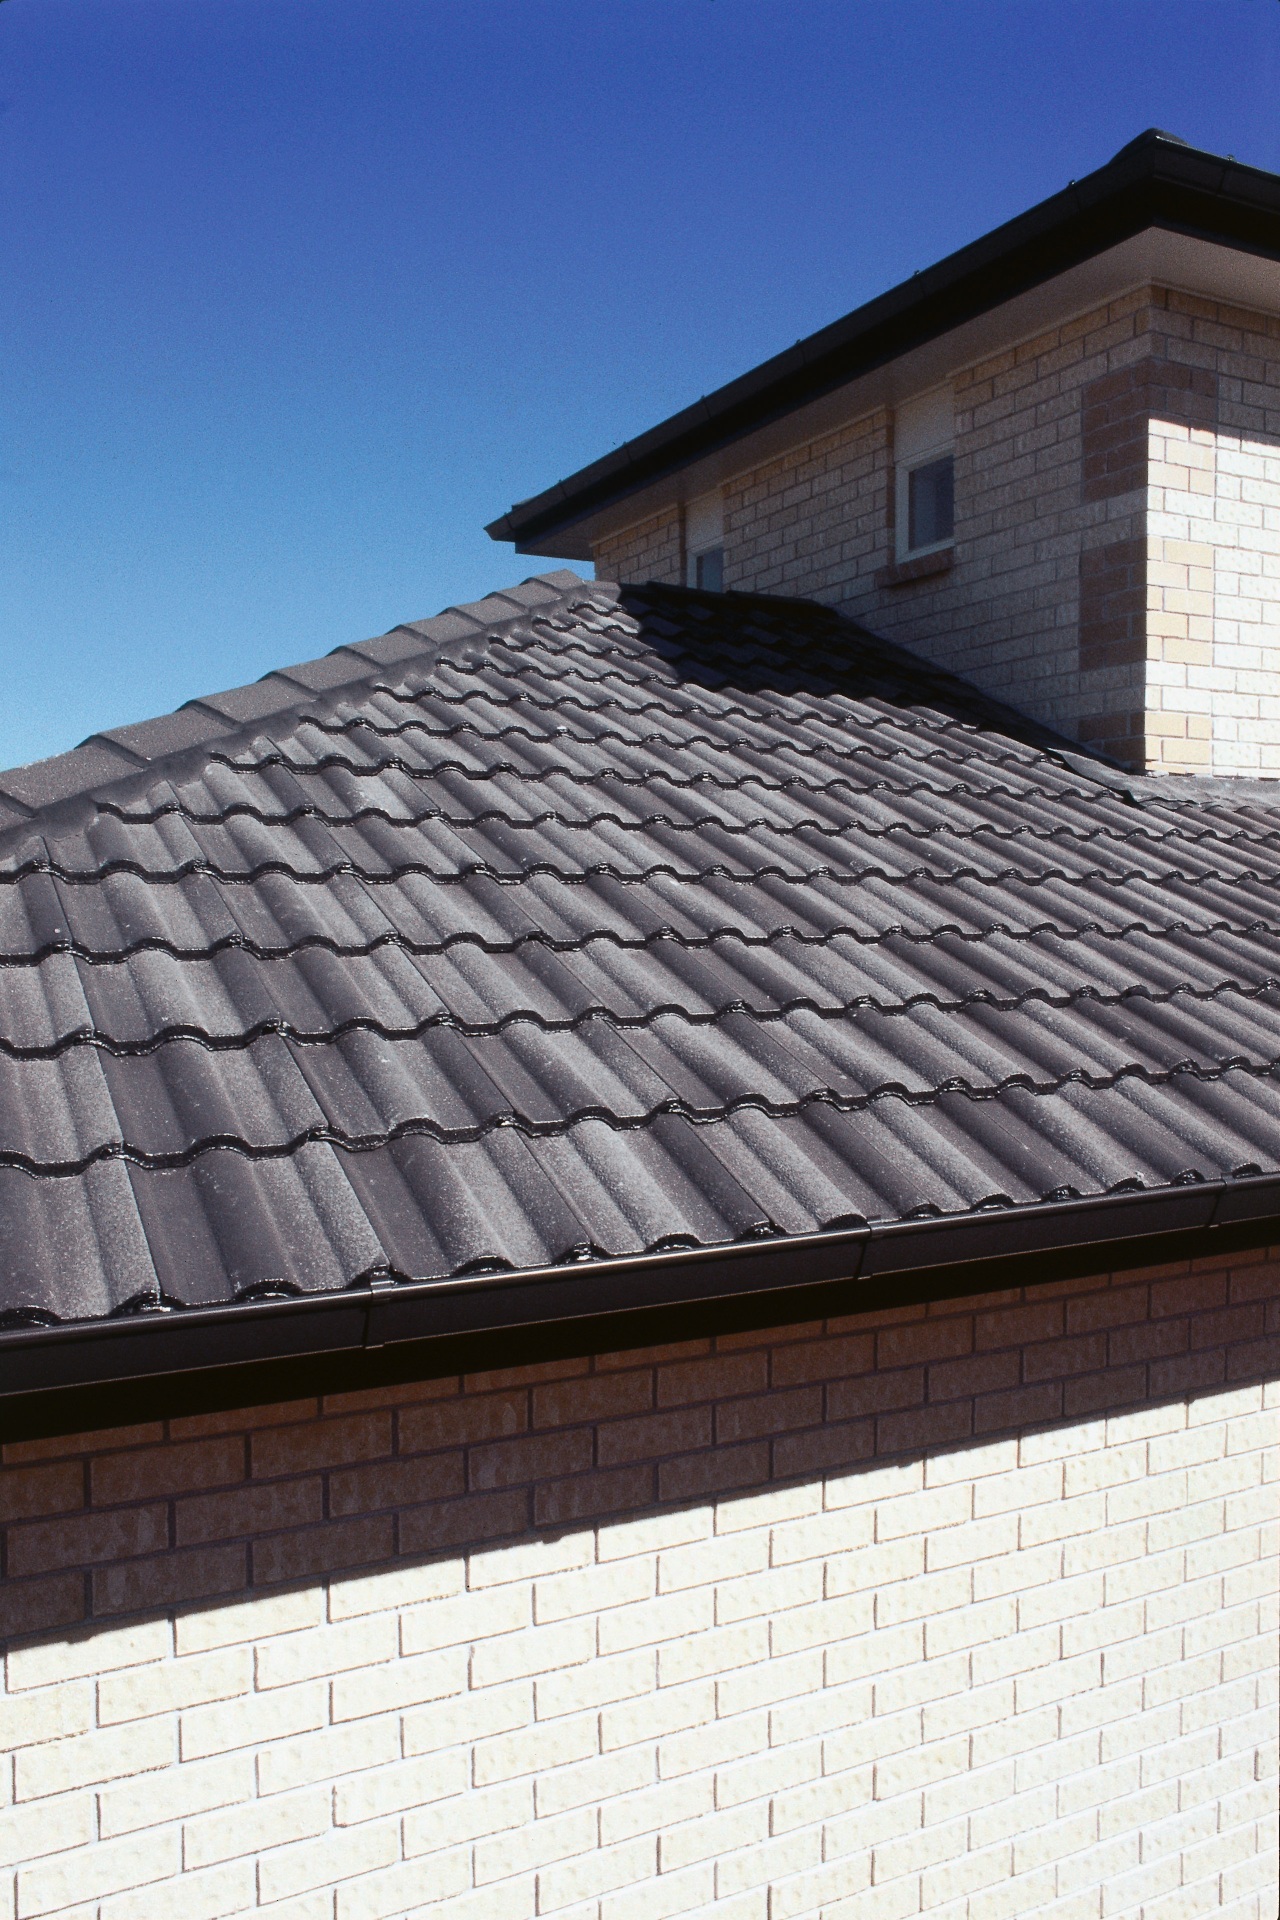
[2,0,1277,770]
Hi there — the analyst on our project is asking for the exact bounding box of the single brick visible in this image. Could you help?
[715,1384,822,1444]
[532,1370,653,1428]
[657,1440,768,1504]
[534,1464,655,1529]
[826,1367,925,1422]
[467,1426,594,1492]
[596,1406,712,1468]
[0,1459,84,1525]
[772,1416,875,1482]
[174,1473,323,1546]
[93,1542,247,1617]
[90,1435,245,1506]
[328,1451,465,1516]
[0,1570,84,1640]
[398,1390,528,1455]
[656,1351,769,1406]
[768,1332,874,1387]
[251,1514,394,1586]
[251,1412,393,1479]
[398,1487,529,1557]
[7,1502,169,1577]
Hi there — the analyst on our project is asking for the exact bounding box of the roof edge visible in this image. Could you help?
[487,131,1280,553]
[0,572,589,832]
[1,1172,1276,1440]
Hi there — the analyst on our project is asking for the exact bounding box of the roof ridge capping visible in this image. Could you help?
[0,571,592,832]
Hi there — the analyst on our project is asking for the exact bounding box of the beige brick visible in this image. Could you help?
[258,1713,401,1796]
[100,1859,256,1920]
[402,1677,530,1758]
[330,1644,466,1720]
[16,1712,172,1799]
[99,1751,253,1837]
[540,1833,659,1909]
[659,1704,771,1785]
[473,1804,596,1884]
[256,1612,398,1689]
[0,1792,93,1870]
[470,1614,593,1688]
[473,1707,598,1786]
[599,1585,714,1655]
[184,1783,329,1867]
[327,1556,464,1620]
[0,1680,93,1753]
[18,1825,181,1916]
[98,1643,252,1723]
[335,1748,468,1826]
[5,1617,169,1692]
[174,1583,324,1654]
[335,1847,474,1920]
[400,1581,529,1654]
[181,1678,326,1761]
[258,1819,400,1904]
[537,1744,655,1822]
[657,1618,769,1687]
[536,1646,654,1719]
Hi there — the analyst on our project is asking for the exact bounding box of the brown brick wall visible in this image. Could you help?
[3,1257,1277,1642]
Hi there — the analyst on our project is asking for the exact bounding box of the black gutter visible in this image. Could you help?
[3,1171,1279,1441]
[486,132,1280,554]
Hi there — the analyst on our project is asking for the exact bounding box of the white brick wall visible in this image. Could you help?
[2,1374,1280,1912]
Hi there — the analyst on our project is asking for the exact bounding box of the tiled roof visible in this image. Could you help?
[3,571,1280,1330]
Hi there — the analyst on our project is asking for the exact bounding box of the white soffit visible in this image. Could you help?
[576,231,1280,555]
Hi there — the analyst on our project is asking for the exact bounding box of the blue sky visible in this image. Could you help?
[2,0,1277,769]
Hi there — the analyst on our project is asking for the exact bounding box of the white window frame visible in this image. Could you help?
[894,388,955,564]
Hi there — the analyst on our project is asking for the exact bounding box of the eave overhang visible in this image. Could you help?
[4,1171,1279,1443]
[486,132,1280,560]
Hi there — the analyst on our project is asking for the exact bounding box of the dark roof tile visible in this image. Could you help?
[2,570,1280,1327]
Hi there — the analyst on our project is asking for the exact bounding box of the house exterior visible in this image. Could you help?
[0,134,1276,1920]
[492,130,1280,782]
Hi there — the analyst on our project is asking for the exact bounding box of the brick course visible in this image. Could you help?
[0,1258,1276,1917]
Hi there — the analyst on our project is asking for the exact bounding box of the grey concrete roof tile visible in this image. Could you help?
[95,706,238,762]
[0,740,145,813]
[2,573,1280,1327]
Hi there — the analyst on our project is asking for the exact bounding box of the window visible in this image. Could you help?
[895,387,955,563]
[908,456,954,551]
[694,547,724,592]
[685,489,725,591]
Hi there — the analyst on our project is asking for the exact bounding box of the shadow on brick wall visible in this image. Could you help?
[1,1254,1277,1655]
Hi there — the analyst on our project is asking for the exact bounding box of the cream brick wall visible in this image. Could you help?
[1145,295,1280,774]
[592,287,1280,776]
[592,506,684,590]
[1,1258,1277,1919]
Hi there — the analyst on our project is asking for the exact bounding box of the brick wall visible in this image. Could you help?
[592,286,1280,776]
[1,1257,1276,1920]
[591,506,684,591]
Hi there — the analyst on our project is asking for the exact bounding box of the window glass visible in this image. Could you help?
[907,455,954,552]
[694,548,724,592]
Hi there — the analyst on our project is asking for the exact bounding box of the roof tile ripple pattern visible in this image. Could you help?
[2,573,1280,1324]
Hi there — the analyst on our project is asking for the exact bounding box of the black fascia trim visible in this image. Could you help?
[487,136,1280,553]
[1,1172,1278,1441]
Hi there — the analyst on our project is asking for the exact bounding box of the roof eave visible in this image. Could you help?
[487,134,1280,556]
[3,1171,1277,1442]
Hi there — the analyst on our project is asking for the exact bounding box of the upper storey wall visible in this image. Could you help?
[593,287,1280,776]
